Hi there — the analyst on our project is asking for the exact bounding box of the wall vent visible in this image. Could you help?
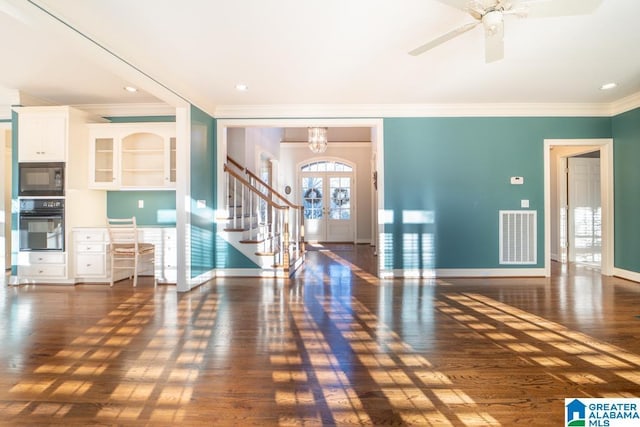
[499,210,537,264]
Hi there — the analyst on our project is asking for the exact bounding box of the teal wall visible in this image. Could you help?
[106,190,176,226]
[189,106,257,274]
[189,105,216,277]
[383,116,611,270]
[612,107,640,272]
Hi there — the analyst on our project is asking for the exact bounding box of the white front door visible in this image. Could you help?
[301,161,354,242]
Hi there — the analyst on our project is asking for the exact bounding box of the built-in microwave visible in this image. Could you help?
[19,162,64,197]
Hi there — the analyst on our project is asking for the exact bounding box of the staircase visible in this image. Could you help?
[219,156,305,276]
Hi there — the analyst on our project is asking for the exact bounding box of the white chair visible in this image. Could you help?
[106,217,156,287]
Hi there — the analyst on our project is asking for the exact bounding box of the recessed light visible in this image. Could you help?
[124,86,138,93]
[600,82,617,90]
[235,83,249,92]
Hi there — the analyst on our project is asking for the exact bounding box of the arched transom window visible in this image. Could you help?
[301,160,353,173]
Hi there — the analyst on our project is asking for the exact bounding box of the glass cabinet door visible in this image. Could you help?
[93,137,115,186]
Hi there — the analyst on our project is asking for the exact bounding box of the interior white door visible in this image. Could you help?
[302,172,354,242]
[568,156,601,267]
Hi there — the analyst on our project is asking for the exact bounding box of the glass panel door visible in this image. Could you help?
[302,176,324,241]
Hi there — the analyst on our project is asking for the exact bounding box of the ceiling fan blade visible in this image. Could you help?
[484,21,504,63]
[515,0,603,18]
[434,0,488,19]
[409,22,479,56]
[432,0,479,12]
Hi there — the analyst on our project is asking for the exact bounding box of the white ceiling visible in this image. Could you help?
[1,0,639,117]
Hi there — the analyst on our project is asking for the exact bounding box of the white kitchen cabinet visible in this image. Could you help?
[72,227,177,284]
[88,123,176,190]
[17,108,67,162]
[139,227,177,283]
[17,251,68,283]
[73,229,108,281]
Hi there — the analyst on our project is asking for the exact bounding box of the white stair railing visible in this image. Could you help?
[224,161,304,271]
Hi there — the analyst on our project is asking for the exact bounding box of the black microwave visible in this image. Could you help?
[19,162,65,197]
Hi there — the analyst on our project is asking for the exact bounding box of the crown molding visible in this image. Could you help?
[610,92,640,116]
[72,103,176,118]
[214,102,616,119]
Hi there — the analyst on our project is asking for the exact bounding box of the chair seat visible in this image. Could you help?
[112,243,155,255]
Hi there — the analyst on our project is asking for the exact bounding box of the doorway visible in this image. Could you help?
[301,159,355,242]
[544,139,613,276]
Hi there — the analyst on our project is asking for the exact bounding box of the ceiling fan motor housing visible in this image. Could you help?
[482,10,504,35]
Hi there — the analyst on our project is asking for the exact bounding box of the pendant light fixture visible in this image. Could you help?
[308,127,328,153]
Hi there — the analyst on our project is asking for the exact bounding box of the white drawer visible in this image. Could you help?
[75,231,105,243]
[19,264,66,278]
[76,254,106,276]
[18,251,65,265]
[75,243,104,253]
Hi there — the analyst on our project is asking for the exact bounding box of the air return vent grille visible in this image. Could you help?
[499,210,537,264]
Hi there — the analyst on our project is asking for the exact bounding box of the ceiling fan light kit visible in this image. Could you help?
[409,0,604,63]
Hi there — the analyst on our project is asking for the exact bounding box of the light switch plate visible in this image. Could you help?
[521,199,529,208]
[138,200,144,208]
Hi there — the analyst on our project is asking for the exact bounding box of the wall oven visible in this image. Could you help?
[19,199,65,251]
[19,162,65,197]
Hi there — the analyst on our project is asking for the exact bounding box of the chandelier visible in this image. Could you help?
[308,127,328,153]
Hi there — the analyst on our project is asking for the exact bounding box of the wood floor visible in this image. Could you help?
[2,246,640,426]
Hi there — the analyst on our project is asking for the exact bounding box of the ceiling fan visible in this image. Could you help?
[409,0,603,63]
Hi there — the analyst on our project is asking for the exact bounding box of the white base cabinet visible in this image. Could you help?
[16,251,69,284]
[72,227,177,284]
[73,229,108,281]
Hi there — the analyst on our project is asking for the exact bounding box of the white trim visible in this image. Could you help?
[543,138,614,277]
[613,268,640,284]
[213,268,291,278]
[610,92,640,117]
[379,268,546,279]
[213,103,615,119]
[187,269,216,288]
[175,106,191,292]
[73,103,176,118]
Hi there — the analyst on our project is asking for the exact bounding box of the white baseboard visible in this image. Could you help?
[355,238,372,244]
[187,269,216,289]
[613,267,640,284]
[380,268,546,279]
[210,268,290,278]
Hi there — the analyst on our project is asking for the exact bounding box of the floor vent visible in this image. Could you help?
[499,210,537,264]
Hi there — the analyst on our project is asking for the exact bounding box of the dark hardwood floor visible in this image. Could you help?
[2,247,640,425]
